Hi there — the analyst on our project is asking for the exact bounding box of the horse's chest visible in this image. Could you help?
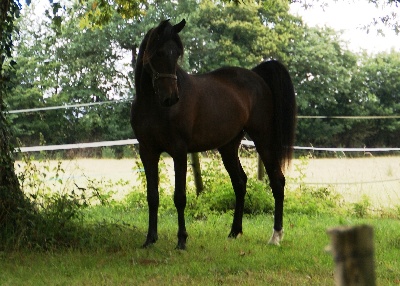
[132,114,170,143]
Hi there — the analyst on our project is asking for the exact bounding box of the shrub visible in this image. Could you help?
[351,195,372,218]
[285,185,342,216]
[102,147,116,159]
[5,153,118,250]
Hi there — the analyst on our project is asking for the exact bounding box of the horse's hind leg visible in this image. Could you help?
[218,133,247,238]
[257,147,285,245]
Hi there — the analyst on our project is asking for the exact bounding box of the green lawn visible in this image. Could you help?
[4,156,399,285]
[1,208,399,285]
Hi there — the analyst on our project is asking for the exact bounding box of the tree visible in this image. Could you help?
[284,21,400,148]
[182,0,301,73]
[284,25,357,146]
[0,0,33,237]
[8,3,134,147]
[4,0,400,160]
[8,0,302,148]
[6,4,57,145]
[360,50,400,147]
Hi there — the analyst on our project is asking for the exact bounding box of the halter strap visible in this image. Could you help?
[148,60,177,86]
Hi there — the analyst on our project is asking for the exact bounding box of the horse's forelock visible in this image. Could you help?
[143,21,184,64]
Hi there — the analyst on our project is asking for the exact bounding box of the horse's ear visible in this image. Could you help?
[173,19,186,34]
[158,19,171,34]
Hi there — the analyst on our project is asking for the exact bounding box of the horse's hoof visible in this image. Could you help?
[268,228,284,245]
[142,235,158,248]
[141,241,155,248]
[228,230,243,239]
[175,231,188,250]
[175,240,187,250]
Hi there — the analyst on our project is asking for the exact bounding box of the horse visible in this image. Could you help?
[130,19,296,250]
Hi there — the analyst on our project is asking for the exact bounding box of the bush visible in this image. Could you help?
[351,195,371,218]
[285,185,343,216]
[102,147,116,159]
[2,153,119,250]
[8,150,398,251]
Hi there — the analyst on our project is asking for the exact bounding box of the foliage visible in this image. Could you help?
[1,151,121,250]
[351,195,372,218]
[182,0,301,72]
[359,51,400,147]
[190,153,275,216]
[2,149,400,252]
[5,0,400,151]
[8,3,133,147]
[285,24,400,148]
[125,152,345,221]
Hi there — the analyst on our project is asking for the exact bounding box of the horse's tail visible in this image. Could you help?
[252,60,296,169]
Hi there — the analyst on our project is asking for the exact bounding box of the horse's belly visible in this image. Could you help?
[187,128,243,152]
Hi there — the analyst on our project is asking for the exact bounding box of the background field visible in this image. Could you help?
[16,155,400,208]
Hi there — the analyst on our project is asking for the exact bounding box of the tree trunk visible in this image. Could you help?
[0,104,26,225]
[0,0,31,230]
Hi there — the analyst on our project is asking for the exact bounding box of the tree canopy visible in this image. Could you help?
[6,0,399,151]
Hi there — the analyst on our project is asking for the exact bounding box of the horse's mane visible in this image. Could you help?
[135,29,152,96]
[135,20,185,96]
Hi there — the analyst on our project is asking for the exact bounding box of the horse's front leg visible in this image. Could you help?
[173,153,189,250]
[140,146,161,248]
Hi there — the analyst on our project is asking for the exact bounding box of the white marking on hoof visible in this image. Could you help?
[268,229,284,245]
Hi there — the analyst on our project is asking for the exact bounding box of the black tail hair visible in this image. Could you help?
[252,60,297,168]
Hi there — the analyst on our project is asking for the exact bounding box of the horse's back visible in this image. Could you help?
[195,66,266,89]
[187,66,271,109]
[171,66,272,152]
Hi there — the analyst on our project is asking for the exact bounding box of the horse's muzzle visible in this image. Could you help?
[160,92,179,107]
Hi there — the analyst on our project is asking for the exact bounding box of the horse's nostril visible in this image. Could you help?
[163,98,171,106]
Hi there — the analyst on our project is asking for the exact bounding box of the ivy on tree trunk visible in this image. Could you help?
[0,0,31,232]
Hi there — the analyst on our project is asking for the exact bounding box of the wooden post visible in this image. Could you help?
[257,153,265,181]
[190,152,204,196]
[327,225,375,286]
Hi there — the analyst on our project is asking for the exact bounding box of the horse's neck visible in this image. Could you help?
[176,67,189,86]
[135,70,158,107]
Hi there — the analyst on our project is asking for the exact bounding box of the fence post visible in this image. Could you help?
[190,152,204,196]
[257,153,265,181]
[327,225,375,286]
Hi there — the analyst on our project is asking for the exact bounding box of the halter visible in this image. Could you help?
[147,58,177,88]
[143,51,180,103]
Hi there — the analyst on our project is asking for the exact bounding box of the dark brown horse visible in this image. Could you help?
[131,19,296,249]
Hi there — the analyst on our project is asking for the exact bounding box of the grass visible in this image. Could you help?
[1,207,400,285]
[3,155,400,285]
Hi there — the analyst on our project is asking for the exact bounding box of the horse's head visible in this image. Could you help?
[143,19,186,107]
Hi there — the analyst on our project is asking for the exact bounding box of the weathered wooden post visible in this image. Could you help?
[190,152,204,196]
[257,153,265,180]
[327,225,375,286]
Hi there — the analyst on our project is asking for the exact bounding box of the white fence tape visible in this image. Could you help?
[16,139,400,153]
[8,99,132,114]
[293,146,400,152]
[19,139,138,152]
